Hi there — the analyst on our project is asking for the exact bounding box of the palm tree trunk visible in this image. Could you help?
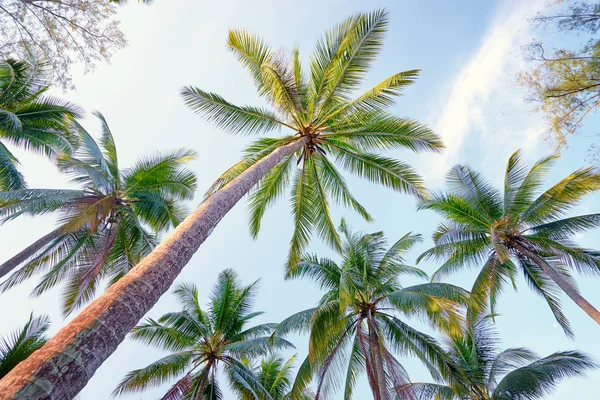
[357,322,382,400]
[367,312,389,400]
[0,227,63,278]
[0,137,308,400]
[515,243,600,325]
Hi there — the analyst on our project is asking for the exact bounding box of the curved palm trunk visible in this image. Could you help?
[515,243,600,325]
[0,227,63,278]
[367,312,389,400]
[0,137,308,400]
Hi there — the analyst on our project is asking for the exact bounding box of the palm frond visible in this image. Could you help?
[227,29,273,92]
[330,141,426,198]
[0,142,25,191]
[492,351,597,399]
[0,314,50,379]
[181,87,289,135]
[112,352,195,396]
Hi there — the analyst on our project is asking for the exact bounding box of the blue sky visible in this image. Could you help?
[1,0,600,398]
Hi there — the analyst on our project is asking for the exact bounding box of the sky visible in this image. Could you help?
[1,0,600,398]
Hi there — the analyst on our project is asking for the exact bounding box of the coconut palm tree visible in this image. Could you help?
[113,270,294,400]
[0,54,81,190]
[275,221,469,400]
[182,9,443,269]
[0,112,197,314]
[0,11,443,398]
[399,311,598,400]
[231,355,315,400]
[418,150,600,337]
[0,314,50,379]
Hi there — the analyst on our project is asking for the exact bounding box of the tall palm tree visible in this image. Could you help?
[182,9,443,269]
[113,270,294,400]
[418,150,600,337]
[399,311,598,400]
[0,314,50,379]
[231,355,315,400]
[276,221,469,400]
[0,112,197,314]
[0,54,81,190]
[0,11,444,399]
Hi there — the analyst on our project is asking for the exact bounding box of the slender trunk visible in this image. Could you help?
[357,323,381,400]
[0,227,63,278]
[0,137,308,400]
[195,360,213,399]
[367,312,389,400]
[515,243,600,325]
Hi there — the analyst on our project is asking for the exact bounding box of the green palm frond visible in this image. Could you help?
[397,382,456,400]
[319,70,420,124]
[227,29,273,92]
[0,189,85,223]
[518,257,574,338]
[112,351,195,396]
[313,155,373,222]
[492,351,597,400]
[527,214,600,240]
[315,9,389,119]
[0,314,50,379]
[521,166,600,225]
[287,160,316,270]
[181,87,290,135]
[387,283,469,336]
[261,60,304,125]
[324,113,442,153]
[446,164,503,221]
[93,111,119,180]
[248,155,294,238]
[308,156,342,251]
[0,142,25,191]
[330,142,426,198]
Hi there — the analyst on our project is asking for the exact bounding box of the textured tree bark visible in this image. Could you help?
[515,243,600,325]
[367,312,389,400]
[0,227,63,278]
[0,137,308,400]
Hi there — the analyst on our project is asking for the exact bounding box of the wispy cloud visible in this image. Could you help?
[427,0,547,181]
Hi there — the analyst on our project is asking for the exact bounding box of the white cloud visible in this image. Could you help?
[427,0,547,181]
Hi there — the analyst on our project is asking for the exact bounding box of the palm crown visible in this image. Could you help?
[0,112,197,314]
[0,54,81,190]
[419,150,600,337]
[0,314,50,379]
[402,311,598,400]
[231,355,315,400]
[181,9,443,268]
[114,270,295,400]
[276,221,469,400]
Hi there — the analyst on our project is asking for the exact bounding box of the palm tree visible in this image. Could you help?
[276,221,469,400]
[399,311,598,400]
[182,9,443,269]
[0,11,444,398]
[231,355,314,400]
[0,112,197,314]
[113,269,294,399]
[0,314,50,379]
[0,54,81,190]
[418,150,600,337]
